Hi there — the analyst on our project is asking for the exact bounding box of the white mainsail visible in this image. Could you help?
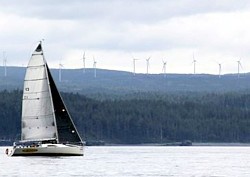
[21,44,57,141]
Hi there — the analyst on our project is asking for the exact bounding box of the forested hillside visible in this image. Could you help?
[1,90,250,144]
[1,66,250,95]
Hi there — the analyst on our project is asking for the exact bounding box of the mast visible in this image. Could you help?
[41,42,59,143]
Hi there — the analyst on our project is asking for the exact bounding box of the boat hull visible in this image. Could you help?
[9,144,84,156]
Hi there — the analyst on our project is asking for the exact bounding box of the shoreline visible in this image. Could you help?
[96,142,250,147]
[2,142,250,147]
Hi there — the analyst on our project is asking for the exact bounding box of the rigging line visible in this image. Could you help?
[22,113,54,119]
[24,78,47,81]
[23,98,39,100]
[20,138,56,143]
[23,96,51,101]
[23,90,50,94]
[32,53,43,56]
[27,64,45,68]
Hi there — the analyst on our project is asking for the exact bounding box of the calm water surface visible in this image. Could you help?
[1,146,250,177]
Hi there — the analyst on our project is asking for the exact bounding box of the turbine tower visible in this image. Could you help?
[133,58,139,76]
[237,59,242,79]
[146,57,150,75]
[82,51,86,73]
[162,60,167,78]
[3,51,7,77]
[93,57,97,78]
[192,53,196,74]
[59,62,64,82]
[218,63,222,78]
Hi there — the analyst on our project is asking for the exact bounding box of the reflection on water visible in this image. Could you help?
[1,146,250,177]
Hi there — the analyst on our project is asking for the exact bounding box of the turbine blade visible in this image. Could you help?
[237,60,243,69]
[240,62,243,69]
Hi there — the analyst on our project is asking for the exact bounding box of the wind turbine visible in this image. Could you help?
[146,57,151,75]
[162,60,167,78]
[3,51,7,77]
[192,53,196,74]
[133,58,139,76]
[93,57,97,78]
[218,63,222,78]
[82,51,86,73]
[59,62,64,82]
[237,59,242,79]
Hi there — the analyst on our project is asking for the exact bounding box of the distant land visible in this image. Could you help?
[1,66,250,95]
[2,66,250,145]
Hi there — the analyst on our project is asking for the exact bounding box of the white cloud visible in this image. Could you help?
[1,1,250,74]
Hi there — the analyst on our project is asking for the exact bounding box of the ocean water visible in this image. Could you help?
[1,146,250,177]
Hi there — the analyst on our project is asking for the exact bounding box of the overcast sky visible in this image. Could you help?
[1,0,250,75]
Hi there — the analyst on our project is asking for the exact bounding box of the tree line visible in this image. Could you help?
[1,90,250,144]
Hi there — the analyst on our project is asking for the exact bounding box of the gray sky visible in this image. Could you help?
[1,0,250,74]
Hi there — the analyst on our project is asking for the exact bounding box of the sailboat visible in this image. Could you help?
[8,42,84,156]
